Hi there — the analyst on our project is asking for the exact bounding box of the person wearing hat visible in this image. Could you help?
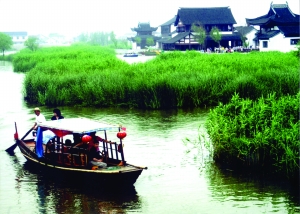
[32,107,46,130]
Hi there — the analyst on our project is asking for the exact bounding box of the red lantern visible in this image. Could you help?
[117,131,127,139]
[82,135,92,143]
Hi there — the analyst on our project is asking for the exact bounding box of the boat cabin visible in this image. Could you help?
[29,118,127,169]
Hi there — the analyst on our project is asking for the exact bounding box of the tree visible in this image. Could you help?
[0,32,13,57]
[236,26,249,47]
[210,26,222,48]
[109,31,118,48]
[135,37,141,47]
[191,22,206,50]
[146,37,155,47]
[24,36,39,51]
[78,33,89,43]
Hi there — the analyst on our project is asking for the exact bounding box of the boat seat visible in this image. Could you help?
[72,154,87,166]
[62,153,72,166]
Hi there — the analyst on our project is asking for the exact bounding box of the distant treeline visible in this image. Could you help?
[12,45,298,109]
[77,31,131,49]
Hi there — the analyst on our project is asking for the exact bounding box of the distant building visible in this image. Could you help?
[234,26,258,48]
[157,16,177,49]
[161,7,242,51]
[246,2,300,52]
[2,32,28,44]
[128,22,161,49]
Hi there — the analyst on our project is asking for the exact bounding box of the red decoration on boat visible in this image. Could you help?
[14,132,19,140]
[82,135,92,143]
[117,131,127,139]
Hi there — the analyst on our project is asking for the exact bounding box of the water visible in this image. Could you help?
[0,61,299,214]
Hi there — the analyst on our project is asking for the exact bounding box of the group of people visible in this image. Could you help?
[32,107,107,169]
[32,107,64,130]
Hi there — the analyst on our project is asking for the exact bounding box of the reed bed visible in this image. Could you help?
[205,92,299,178]
[13,45,298,108]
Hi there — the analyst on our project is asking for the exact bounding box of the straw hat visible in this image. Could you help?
[34,107,41,112]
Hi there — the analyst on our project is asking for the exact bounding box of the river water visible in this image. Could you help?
[0,60,299,214]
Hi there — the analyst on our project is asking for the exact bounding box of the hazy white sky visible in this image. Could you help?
[1,0,299,37]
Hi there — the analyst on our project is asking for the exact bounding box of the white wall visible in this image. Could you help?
[132,42,137,50]
[170,24,176,34]
[259,33,299,52]
[246,30,257,48]
[12,35,28,44]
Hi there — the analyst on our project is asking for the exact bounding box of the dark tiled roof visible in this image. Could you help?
[246,3,300,25]
[2,32,28,36]
[256,30,281,39]
[162,32,190,44]
[157,37,172,43]
[160,16,176,26]
[234,26,257,35]
[278,26,300,37]
[174,7,237,25]
[131,22,158,32]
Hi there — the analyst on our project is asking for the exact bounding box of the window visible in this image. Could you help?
[263,41,268,48]
[176,26,185,33]
[290,39,299,45]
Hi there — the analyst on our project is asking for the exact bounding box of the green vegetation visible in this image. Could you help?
[13,46,298,109]
[24,36,39,51]
[0,32,13,57]
[205,93,299,178]
[192,22,206,50]
[135,37,141,46]
[210,27,222,47]
[146,37,155,47]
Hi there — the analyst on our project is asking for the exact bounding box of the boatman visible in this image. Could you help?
[32,107,46,130]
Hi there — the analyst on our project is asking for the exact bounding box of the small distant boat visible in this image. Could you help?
[123,53,138,57]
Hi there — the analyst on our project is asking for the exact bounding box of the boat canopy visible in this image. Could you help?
[38,118,121,136]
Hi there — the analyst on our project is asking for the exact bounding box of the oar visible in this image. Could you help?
[5,124,33,154]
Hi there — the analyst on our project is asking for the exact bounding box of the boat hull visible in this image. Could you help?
[17,140,144,187]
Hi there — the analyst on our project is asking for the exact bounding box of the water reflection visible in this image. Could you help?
[205,163,300,213]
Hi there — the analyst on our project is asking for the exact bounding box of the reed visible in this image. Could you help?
[13,46,299,108]
[205,92,300,178]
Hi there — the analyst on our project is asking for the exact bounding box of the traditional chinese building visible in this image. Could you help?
[162,7,242,51]
[246,2,300,52]
[157,16,177,49]
[128,22,161,49]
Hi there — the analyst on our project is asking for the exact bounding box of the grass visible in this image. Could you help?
[12,45,299,109]
[205,92,299,179]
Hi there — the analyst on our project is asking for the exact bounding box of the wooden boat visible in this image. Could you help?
[123,52,138,57]
[9,118,146,187]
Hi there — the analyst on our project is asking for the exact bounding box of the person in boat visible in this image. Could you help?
[32,107,46,130]
[88,141,107,169]
[51,108,64,120]
[51,108,64,147]
[62,139,72,153]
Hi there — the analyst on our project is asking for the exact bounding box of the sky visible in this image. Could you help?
[0,0,299,38]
